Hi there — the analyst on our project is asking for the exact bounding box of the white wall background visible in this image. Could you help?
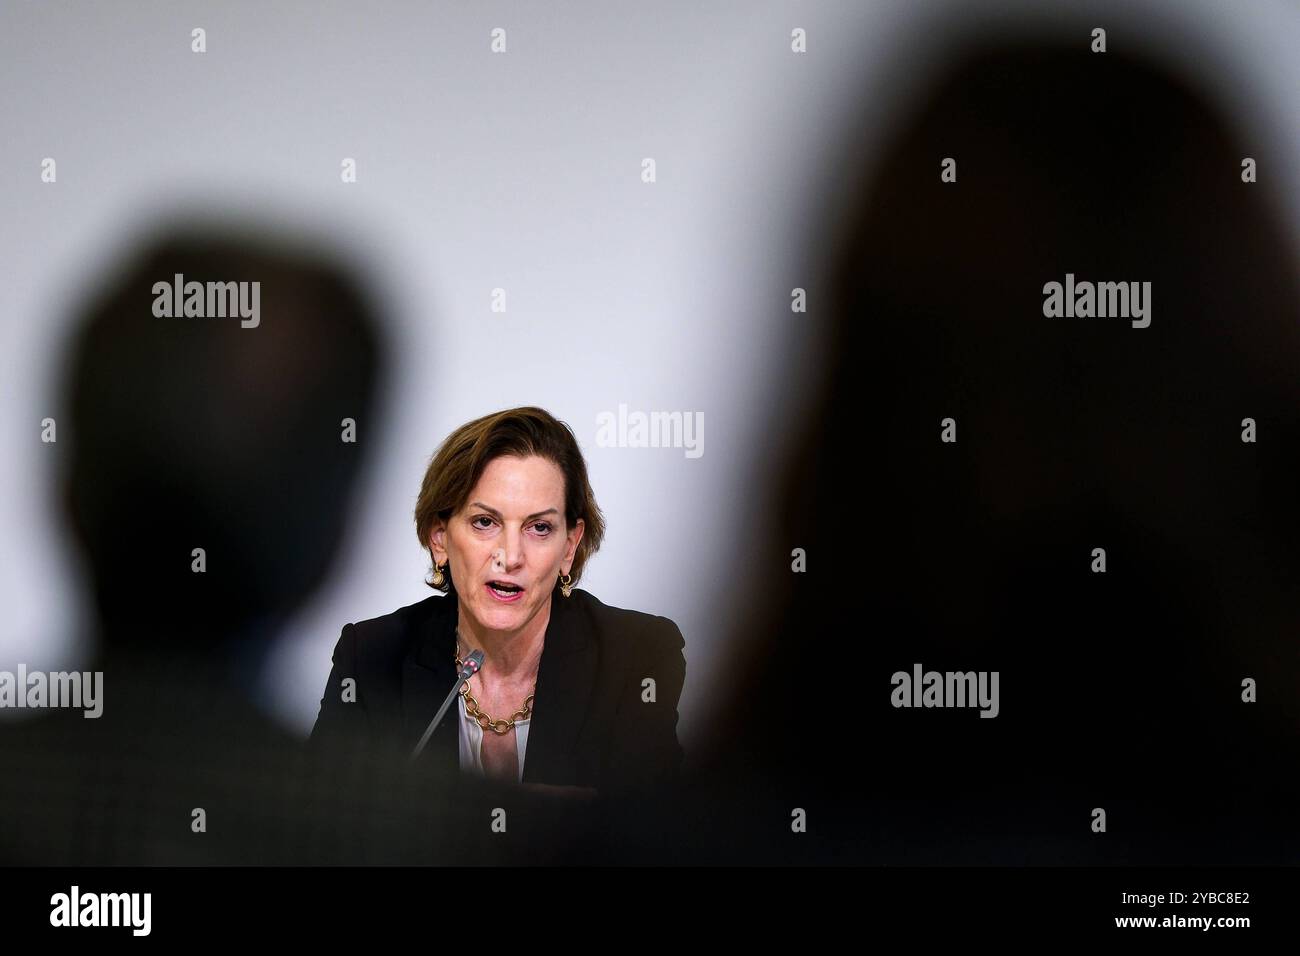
[1,0,1296,751]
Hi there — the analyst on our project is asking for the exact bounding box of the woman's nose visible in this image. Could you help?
[498,530,524,570]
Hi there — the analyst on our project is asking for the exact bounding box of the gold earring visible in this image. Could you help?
[558,572,573,598]
[432,561,446,588]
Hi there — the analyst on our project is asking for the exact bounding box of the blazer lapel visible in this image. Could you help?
[522,591,597,786]
[402,595,460,775]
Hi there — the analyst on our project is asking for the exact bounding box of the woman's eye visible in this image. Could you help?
[470,516,549,533]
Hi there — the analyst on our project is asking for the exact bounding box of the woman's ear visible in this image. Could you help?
[564,518,585,566]
[429,522,448,564]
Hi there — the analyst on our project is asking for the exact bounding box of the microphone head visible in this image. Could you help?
[459,649,485,679]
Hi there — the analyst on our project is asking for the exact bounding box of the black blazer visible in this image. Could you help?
[310,587,687,796]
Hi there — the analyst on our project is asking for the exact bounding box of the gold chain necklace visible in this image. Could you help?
[455,630,535,736]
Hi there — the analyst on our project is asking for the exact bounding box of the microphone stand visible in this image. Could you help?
[410,649,485,762]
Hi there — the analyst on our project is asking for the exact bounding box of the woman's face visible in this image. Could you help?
[431,454,585,635]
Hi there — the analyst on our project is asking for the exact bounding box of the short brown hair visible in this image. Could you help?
[414,406,605,594]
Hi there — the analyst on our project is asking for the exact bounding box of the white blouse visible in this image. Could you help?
[457,692,531,783]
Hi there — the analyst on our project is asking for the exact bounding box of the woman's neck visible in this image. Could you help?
[456,600,551,679]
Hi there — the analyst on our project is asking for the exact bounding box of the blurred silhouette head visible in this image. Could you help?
[57,225,388,649]
[695,34,1300,862]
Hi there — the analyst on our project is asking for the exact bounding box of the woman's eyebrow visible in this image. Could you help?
[471,502,560,521]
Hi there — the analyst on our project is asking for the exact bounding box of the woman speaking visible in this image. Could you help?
[310,407,687,799]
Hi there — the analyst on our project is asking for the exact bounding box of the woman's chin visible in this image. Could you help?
[468,598,530,631]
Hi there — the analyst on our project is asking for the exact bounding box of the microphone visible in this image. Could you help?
[410,649,485,762]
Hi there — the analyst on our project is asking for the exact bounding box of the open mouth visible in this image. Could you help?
[486,581,525,600]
